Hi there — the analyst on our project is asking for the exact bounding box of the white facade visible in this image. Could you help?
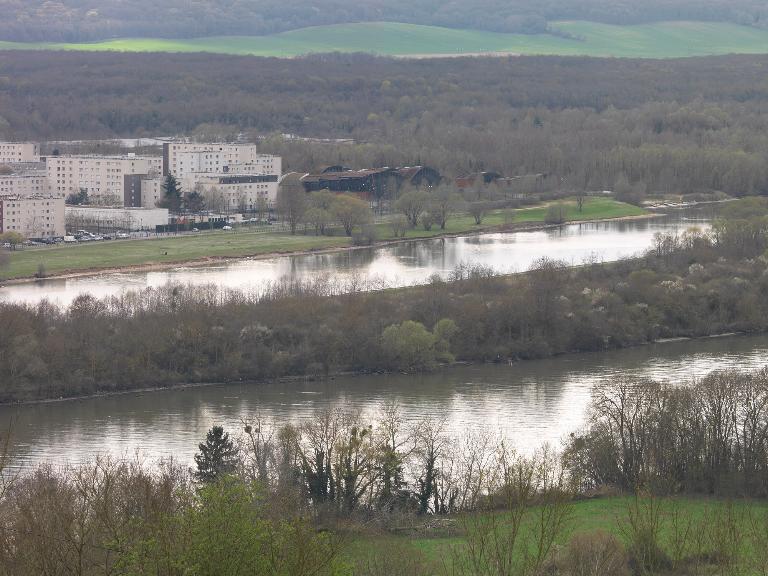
[0,195,65,238]
[46,154,163,205]
[184,174,279,212]
[0,170,50,197]
[140,177,164,209]
[65,206,169,231]
[0,142,41,164]
[164,142,280,181]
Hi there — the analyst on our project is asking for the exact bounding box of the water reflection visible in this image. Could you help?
[2,332,766,470]
[0,210,711,306]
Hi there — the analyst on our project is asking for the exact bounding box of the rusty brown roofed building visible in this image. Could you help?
[300,165,441,200]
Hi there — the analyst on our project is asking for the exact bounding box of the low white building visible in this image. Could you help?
[0,194,65,238]
[65,206,169,232]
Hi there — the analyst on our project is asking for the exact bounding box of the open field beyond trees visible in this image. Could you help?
[353,496,768,570]
[2,21,768,58]
[0,198,644,281]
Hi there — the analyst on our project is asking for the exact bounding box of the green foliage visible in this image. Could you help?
[395,190,429,228]
[381,318,457,371]
[194,425,239,483]
[159,174,183,213]
[544,203,568,225]
[331,194,371,236]
[182,478,272,575]
[0,231,25,250]
[278,175,308,235]
[65,188,89,205]
[183,190,206,213]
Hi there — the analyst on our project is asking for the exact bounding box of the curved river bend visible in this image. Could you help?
[0,209,711,306]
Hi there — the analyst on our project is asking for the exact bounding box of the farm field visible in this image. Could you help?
[2,21,768,58]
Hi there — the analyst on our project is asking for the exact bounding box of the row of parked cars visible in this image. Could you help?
[63,230,131,243]
[63,230,131,242]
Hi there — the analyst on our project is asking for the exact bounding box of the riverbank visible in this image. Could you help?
[0,198,646,283]
[0,326,752,408]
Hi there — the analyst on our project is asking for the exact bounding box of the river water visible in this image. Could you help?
[2,332,767,471]
[0,209,711,306]
[3,205,753,471]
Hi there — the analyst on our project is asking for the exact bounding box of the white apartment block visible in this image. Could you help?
[163,142,280,180]
[0,142,41,164]
[45,154,163,205]
[0,170,50,197]
[0,195,65,238]
[184,174,280,212]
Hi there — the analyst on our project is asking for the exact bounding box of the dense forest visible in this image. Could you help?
[3,52,768,198]
[1,199,767,402]
[2,0,768,41]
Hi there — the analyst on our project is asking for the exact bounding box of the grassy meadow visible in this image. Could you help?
[2,21,768,58]
[351,496,768,572]
[0,198,643,280]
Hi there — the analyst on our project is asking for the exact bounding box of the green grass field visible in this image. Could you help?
[1,21,767,59]
[0,199,642,280]
[351,496,768,572]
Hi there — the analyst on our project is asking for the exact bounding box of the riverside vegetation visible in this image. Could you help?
[0,198,767,402]
[4,368,768,574]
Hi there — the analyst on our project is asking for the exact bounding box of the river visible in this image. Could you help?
[1,332,766,471]
[0,208,712,306]
[3,205,748,471]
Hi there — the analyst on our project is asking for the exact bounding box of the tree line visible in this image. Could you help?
[5,52,768,202]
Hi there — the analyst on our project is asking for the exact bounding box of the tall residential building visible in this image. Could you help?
[0,195,65,238]
[0,142,41,164]
[45,154,163,206]
[163,142,280,180]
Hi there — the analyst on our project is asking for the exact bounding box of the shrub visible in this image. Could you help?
[545,203,568,225]
[552,530,630,576]
[391,214,409,238]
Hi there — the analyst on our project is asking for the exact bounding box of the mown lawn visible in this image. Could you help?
[2,21,768,58]
[1,198,643,280]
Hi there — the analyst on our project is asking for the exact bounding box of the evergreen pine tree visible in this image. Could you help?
[194,425,239,483]
[160,174,183,213]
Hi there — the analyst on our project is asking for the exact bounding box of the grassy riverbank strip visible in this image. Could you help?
[0,198,645,281]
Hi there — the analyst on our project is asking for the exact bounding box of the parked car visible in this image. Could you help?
[63,236,77,243]
[115,232,130,239]
[222,225,233,231]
